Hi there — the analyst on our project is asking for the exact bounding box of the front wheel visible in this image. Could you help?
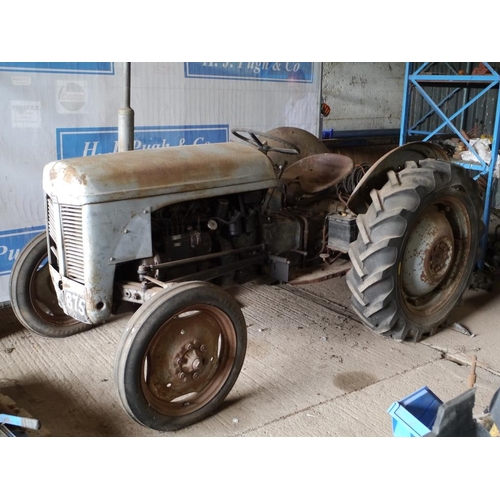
[346,159,483,342]
[114,281,247,431]
[9,232,92,338]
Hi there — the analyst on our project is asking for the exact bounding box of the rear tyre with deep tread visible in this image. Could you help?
[346,159,482,342]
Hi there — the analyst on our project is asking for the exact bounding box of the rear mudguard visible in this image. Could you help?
[347,141,449,214]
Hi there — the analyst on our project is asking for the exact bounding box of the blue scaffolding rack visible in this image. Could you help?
[399,62,500,269]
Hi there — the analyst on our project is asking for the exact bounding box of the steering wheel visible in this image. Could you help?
[231,128,301,155]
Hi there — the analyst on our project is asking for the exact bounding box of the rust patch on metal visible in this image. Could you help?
[51,164,89,186]
[47,142,276,202]
[49,164,58,181]
[426,240,453,278]
[401,196,473,318]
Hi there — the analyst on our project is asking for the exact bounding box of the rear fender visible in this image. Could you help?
[347,142,449,214]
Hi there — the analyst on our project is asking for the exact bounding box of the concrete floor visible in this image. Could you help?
[1,270,499,437]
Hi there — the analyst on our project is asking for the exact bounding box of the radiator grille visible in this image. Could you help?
[60,205,85,283]
[47,196,57,242]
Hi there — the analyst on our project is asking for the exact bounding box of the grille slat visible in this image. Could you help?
[60,205,85,283]
[65,254,84,262]
[47,197,57,241]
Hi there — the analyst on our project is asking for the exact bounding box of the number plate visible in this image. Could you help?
[63,290,88,323]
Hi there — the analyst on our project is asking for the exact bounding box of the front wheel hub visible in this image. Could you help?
[179,346,204,377]
[402,208,455,297]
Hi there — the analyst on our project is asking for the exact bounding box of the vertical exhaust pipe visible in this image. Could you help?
[118,62,134,152]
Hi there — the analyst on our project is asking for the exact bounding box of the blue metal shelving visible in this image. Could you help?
[400,62,500,269]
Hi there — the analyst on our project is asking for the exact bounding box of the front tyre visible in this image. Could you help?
[346,159,482,342]
[9,232,92,338]
[114,281,247,431]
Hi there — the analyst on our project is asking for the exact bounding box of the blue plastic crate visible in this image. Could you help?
[387,386,443,437]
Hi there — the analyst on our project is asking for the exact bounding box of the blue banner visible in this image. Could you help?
[56,124,229,160]
[0,226,45,276]
[0,62,114,75]
[185,62,313,83]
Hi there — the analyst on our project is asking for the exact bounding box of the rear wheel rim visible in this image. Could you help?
[400,195,472,318]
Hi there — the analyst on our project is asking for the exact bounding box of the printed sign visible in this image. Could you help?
[11,76,31,86]
[56,124,229,159]
[0,62,114,75]
[11,101,41,128]
[185,62,313,83]
[0,227,45,276]
[55,80,88,114]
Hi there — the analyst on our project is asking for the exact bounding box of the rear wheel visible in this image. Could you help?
[9,232,92,338]
[346,159,482,342]
[115,281,247,431]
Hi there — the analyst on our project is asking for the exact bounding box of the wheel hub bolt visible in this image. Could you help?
[178,372,186,380]
[186,344,193,351]
[200,345,206,352]
[193,372,200,379]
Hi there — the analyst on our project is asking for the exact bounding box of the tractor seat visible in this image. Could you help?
[280,153,354,194]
